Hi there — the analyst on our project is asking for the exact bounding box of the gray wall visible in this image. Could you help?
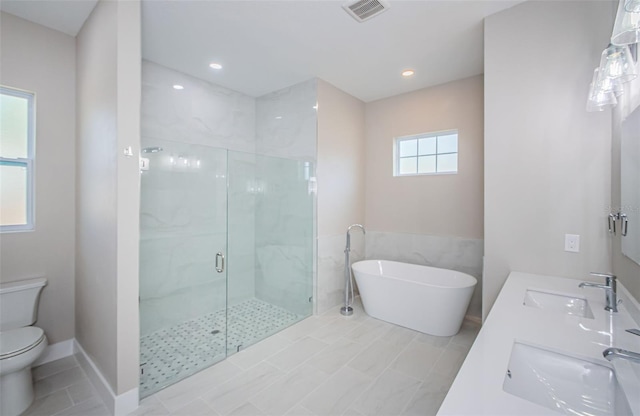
[0,12,76,344]
[483,1,614,319]
[76,0,141,395]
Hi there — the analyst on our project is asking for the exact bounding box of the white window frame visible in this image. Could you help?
[393,130,458,177]
[1,86,35,232]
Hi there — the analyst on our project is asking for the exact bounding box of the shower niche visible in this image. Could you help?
[138,61,316,397]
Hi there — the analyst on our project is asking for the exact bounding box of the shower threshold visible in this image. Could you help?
[139,297,303,397]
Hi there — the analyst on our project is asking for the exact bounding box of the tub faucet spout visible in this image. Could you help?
[345,224,366,253]
[603,347,640,364]
[579,272,617,312]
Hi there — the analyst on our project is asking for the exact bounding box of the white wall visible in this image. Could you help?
[76,0,140,399]
[316,79,366,313]
[364,76,484,319]
[0,12,76,344]
[483,1,614,319]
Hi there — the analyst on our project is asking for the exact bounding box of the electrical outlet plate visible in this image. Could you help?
[565,234,580,253]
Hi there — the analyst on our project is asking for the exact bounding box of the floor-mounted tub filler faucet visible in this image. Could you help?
[341,224,366,316]
[579,272,618,312]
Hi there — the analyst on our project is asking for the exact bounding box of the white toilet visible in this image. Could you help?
[0,277,48,416]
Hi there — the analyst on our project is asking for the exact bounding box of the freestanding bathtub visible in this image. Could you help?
[352,260,477,336]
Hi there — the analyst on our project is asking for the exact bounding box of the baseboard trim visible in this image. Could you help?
[464,314,483,326]
[33,338,75,366]
[73,339,139,416]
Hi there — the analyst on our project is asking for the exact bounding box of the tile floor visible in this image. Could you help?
[141,298,302,397]
[26,300,480,416]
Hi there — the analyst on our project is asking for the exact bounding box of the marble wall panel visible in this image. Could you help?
[142,60,255,153]
[256,79,317,162]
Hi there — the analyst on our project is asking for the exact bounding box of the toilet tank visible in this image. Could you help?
[0,277,47,330]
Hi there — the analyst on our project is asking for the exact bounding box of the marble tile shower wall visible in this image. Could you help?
[141,61,256,153]
[365,231,484,319]
[255,78,318,161]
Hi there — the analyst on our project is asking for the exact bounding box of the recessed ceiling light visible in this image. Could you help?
[402,69,415,77]
[209,63,223,70]
[173,84,184,90]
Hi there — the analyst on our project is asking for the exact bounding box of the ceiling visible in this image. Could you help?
[1,0,525,102]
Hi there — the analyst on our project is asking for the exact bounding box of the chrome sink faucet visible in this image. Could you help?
[579,272,618,312]
[603,347,640,364]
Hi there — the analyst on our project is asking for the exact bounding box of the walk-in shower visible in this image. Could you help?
[138,59,317,397]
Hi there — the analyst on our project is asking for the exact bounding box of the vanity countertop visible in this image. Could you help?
[437,272,640,415]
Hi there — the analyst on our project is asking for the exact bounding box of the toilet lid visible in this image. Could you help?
[0,327,45,359]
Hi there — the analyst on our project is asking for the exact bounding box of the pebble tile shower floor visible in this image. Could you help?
[140,298,302,397]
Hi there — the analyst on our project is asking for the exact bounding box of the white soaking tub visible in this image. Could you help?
[352,260,477,336]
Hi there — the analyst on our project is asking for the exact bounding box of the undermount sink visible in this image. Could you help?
[503,342,632,416]
[523,289,594,319]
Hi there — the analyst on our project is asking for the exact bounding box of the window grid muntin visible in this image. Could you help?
[1,86,35,232]
[395,130,458,176]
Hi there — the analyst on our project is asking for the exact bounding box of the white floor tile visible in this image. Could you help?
[54,396,110,416]
[32,356,79,381]
[227,402,263,416]
[227,334,291,370]
[155,360,243,412]
[401,374,453,416]
[347,340,402,378]
[67,380,96,405]
[351,369,421,416]
[430,343,469,380]
[170,398,218,416]
[33,366,87,400]
[301,367,373,416]
[306,338,364,375]
[266,337,328,372]
[128,395,170,416]
[200,362,283,415]
[284,405,316,416]
[342,319,391,346]
[249,364,328,415]
[23,390,73,416]
[390,341,445,381]
[307,318,361,344]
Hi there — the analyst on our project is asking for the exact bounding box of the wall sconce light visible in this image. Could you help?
[612,0,640,45]
[587,68,618,112]
[593,44,637,100]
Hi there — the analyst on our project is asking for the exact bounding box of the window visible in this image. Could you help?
[1,86,35,232]
[394,130,458,176]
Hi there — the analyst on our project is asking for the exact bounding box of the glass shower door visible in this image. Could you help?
[225,151,314,356]
[139,138,228,397]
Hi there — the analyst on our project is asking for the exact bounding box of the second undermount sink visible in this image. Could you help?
[503,342,632,416]
[523,289,594,319]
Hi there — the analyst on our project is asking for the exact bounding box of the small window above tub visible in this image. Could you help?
[394,130,458,176]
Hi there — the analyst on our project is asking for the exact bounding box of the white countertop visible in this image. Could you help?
[438,272,640,415]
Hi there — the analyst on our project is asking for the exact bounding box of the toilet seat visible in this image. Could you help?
[0,327,46,360]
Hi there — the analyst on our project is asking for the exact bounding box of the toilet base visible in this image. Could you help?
[0,367,36,416]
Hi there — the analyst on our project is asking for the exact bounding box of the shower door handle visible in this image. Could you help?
[216,252,225,273]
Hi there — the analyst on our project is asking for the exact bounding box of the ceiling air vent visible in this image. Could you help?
[342,0,390,23]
